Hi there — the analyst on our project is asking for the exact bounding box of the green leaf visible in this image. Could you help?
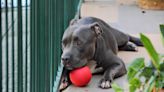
[129,85,136,92]
[161,72,164,87]
[111,83,124,92]
[160,62,164,72]
[129,78,141,89]
[143,76,156,92]
[160,25,164,38]
[128,58,145,70]
[156,78,164,88]
[129,78,142,92]
[156,71,164,88]
[127,68,137,82]
[140,33,160,70]
[127,58,145,81]
[140,67,154,78]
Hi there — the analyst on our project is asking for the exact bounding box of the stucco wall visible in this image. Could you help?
[117,0,138,5]
[84,0,138,5]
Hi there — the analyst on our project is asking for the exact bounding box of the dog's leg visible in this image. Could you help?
[128,35,144,46]
[118,42,138,51]
[59,68,71,91]
[98,51,127,89]
[99,63,126,89]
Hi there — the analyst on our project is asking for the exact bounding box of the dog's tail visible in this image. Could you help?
[128,35,144,46]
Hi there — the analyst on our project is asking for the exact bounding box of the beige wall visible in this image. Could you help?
[117,0,138,5]
[85,0,114,1]
[84,0,138,5]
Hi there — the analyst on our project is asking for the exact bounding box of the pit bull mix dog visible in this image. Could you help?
[60,17,143,91]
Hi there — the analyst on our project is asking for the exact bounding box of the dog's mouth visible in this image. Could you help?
[65,64,74,70]
[62,58,88,70]
[64,61,87,70]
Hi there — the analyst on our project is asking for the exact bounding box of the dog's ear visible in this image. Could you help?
[70,19,77,25]
[90,22,102,36]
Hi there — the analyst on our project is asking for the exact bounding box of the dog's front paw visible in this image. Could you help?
[59,76,71,91]
[99,78,112,89]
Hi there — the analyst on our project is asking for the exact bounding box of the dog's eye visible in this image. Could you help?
[73,37,82,46]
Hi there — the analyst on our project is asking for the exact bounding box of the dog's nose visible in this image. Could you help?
[61,55,71,63]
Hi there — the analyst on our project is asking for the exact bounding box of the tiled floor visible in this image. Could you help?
[63,1,164,92]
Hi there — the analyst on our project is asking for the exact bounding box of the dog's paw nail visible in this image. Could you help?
[100,81,106,88]
[105,81,110,88]
[99,79,111,89]
[59,77,70,91]
[60,82,67,88]
[59,82,68,90]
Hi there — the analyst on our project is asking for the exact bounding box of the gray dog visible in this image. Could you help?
[60,17,143,91]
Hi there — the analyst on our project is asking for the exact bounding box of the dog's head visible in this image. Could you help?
[61,22,102,70]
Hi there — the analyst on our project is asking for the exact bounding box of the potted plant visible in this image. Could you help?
[138,0,164,10]
[112,25,164,92]
[127,26,164,92]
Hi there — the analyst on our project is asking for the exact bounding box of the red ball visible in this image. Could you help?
[69,66,92,87]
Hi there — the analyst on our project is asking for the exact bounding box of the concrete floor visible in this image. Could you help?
[63,1,164,92]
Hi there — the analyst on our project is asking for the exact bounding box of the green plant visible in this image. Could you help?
[128,25,164,92]
[111,83,124,92]
[160,25,164,46]
[112,25,164,92]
